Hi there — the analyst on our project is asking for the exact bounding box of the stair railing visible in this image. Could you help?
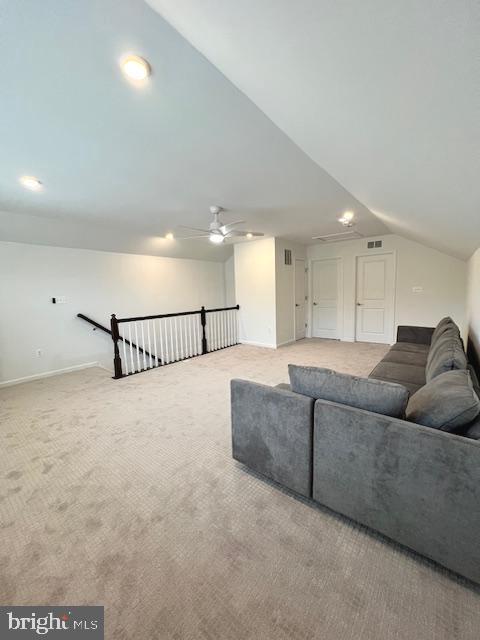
[110,305,239,379]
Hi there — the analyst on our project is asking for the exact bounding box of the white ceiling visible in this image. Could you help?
[147,0,480,260]
[0,0,387,262]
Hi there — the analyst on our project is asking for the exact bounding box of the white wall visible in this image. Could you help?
[307,234,467,342]
[234,238,276,347]
[224,254,236,306]
[467,247,480,370]
[0,241,226,384]
[234,237,306,348]
[275,239,306,346]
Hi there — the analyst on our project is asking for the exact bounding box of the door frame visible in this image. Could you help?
[294,258,306,341]
[354,251,397,344]
[310,257,344,340]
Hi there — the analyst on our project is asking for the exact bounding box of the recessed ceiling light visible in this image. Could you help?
[165,232,174,240]
[120,54,151,81]
[246,233,253,239]
[19,175,43,191]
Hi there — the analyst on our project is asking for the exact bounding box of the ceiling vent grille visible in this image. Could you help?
[284,249,292,265]
[312,230,363,243]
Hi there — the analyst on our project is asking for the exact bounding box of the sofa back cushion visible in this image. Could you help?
[288,365,409,418]
[464,366,480,439]
[406,369,480,432]
[426,327,466,382]
[430,316,455,346]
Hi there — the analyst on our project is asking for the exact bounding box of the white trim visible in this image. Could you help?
[276,339,296,348]
[238,339,277,349]
[0,362,101,388]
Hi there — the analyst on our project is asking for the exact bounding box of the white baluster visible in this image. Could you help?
[141,322,147,370]
[122,327,128,373]
[152,320,157,367]
[128,324,134,373]
[180,316,185,360]
[147,320,152,368]
[135,323,141,372]
[158,319,164,365]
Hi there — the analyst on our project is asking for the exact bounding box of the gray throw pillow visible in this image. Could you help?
[406,369,480,432]
[288,365,409,418]
[426,329,467,382]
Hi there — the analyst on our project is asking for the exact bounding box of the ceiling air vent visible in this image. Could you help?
[284,249,292,265]
[367,240,383,249]
[312,230,363,243]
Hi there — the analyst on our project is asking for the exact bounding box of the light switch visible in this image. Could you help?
[52,296,67,304]
[412,286,423,294]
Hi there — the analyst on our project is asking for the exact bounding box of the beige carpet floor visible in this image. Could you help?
[1,339,479,639]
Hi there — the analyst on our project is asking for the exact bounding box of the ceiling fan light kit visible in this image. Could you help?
[338,210,355,227]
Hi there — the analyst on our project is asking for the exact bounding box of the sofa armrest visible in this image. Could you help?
[396,325,434,345]
[313,399,480,582]
[231,379,314,497]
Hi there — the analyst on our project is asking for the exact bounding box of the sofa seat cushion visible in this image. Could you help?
[369,361,426,387]
[288,365,409,417]
[406,369,480,432]
[465,415,480,440]
[382,350,429,367]
[426,329,467,382]
[390,342,430,354]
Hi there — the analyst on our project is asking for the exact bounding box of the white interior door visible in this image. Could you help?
[355,253,395,344]
[312,258,341,339]
[294,259,306,340]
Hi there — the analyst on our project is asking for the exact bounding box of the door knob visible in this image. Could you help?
[357,302,363,306]
[295,303,300,307]
[313,302,318,306]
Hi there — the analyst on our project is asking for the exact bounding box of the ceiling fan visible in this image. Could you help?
[177,205,264,244]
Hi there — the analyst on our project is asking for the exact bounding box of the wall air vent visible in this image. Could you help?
[367,240,383,249]
[284,249,292,265]
[312,230,363,243]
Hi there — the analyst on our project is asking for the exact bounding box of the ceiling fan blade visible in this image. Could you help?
[177,225,212,234]
[176,234,211,240]
[221,220,246,232]
[225,231,264,237]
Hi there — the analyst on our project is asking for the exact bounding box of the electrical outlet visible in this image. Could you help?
[36,349,43,357]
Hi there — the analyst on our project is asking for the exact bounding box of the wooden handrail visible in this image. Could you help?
[77,313,161,364]
[115,304,239,324]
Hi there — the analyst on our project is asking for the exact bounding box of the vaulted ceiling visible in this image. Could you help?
[0,0,386,262]
[147,0,480,260]
[1,1,477,261]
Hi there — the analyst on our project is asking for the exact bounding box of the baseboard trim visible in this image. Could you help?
[239,340,277,349]
[276,339,296,348]
[0,362,101,388]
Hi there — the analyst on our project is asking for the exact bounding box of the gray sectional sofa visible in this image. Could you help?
[231,318,480,584]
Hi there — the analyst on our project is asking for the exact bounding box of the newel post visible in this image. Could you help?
[111,314,123,379]
[200,306,208,355]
